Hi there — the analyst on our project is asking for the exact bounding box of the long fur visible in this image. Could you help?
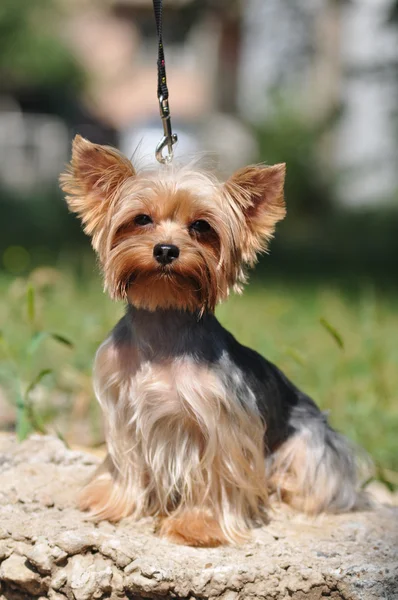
[61,136,367,547]
[81,335,267,544]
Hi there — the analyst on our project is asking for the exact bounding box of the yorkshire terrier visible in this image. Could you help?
[60,135,363,547]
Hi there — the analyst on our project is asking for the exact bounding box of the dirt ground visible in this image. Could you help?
[0,434,397,600]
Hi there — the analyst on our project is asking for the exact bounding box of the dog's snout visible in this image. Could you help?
[153,243,180,265]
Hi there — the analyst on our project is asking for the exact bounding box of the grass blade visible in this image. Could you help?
[26,285,35,325]
[27,406,47,436]
[25,368,53,399]
[375,464,397,493]
[320,317,344,350]
[55,429,70,448]
[16,391,33,441]
[50,333,74,348]
[27,332,74,355]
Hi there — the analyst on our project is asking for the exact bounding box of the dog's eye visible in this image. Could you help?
[189,220,211,234]
[134,214,153,226]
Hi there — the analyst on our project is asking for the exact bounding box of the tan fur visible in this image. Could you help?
[60,136,288,546]
[61,137,365,545]
[225,163,286,265]
[60,136,286,313]
[60,135,136,251]
[79,339,268,544]
[268,431,359,514]
[157,509,227,547]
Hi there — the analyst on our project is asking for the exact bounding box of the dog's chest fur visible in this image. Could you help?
[93,308,267,515]
[97,306,260,415]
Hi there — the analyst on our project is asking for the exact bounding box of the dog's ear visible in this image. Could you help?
[60,135,135,239]
[224,164,286,261]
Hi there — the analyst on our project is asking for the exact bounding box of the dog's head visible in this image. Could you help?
[60,135,286,312]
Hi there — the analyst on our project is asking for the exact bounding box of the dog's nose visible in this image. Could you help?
[153,243,180,265]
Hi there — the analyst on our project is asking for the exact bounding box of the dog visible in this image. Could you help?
[60,135,363,547]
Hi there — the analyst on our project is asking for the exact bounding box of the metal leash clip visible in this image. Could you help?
[156,95,178,164]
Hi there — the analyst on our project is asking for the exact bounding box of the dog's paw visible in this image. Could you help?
[79,462,134,522]
[158,510,227,547]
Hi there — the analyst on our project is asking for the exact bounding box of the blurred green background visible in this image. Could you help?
[0,0,397,488]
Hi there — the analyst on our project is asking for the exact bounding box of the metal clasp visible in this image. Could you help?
[156,95,178,164]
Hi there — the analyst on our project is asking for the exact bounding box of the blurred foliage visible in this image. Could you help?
[0,267,107,446]
[0,0,84,93]
[268,207,398,287]
[254,97,341,221]
[0,186,85,265]
[252,98,398,286]
[0,283,74,440]
[0,266,397,484]
[388,0,398,24]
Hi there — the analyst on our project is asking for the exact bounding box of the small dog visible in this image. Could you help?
[60,135,362,547]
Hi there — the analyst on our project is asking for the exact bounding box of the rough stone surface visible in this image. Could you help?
[0,434,397,600]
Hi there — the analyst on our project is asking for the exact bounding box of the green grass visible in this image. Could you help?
[0,265,397,475]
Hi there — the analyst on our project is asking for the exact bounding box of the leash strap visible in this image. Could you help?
[153,0,169,101]
[152,0,178,164]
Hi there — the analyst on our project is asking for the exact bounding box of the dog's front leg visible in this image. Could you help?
[79,335,145,521]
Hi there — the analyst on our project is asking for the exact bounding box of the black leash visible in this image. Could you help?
[152,0,178,164]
